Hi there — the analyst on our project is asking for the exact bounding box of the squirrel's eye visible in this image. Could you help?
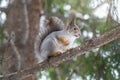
[74,27,77,30]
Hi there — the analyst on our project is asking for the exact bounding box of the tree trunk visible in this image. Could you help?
[2,0,43,80]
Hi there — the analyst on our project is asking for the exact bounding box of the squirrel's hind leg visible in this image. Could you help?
[37,51,48,63]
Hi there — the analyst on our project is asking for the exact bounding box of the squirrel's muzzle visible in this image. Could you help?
[75,34,80,37]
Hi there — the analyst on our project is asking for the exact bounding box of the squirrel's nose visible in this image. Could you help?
[78,34,81,36]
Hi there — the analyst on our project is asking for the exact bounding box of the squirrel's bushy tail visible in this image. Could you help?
[34,15,65,63]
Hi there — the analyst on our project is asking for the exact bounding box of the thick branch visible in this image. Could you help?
[2,26,120,79]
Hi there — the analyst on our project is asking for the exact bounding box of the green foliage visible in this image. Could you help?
[46,0,53,12]
[0,26,4,44]
[48,68,58,80]
[45,0,92,15]
[0,26,4,75]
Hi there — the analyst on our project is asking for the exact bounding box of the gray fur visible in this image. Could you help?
[34,15,81,63]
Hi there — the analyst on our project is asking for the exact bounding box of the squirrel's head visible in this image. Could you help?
[66,13,81,38]
[67,24,81,38]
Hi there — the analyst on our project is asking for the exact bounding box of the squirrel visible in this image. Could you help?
[34,13,81,63]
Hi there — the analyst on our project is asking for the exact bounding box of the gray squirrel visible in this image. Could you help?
[34,13,81,63]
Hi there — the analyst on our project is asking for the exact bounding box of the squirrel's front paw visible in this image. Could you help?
[67,48,73,51]
[60,37,69,45]
[49,51,62,57]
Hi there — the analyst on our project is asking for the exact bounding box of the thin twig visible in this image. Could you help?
[93,1,107,10]
[10,32,21,71]
[67,69,76,80]
[55,67,62,80]
[0,8,7,12]
[4,31,21,71]
[22,0,30,44]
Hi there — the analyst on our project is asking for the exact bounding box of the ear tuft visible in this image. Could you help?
[68,12,76,25]
[66,12,76,29]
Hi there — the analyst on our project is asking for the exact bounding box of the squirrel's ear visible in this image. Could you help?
[66,13,76,29]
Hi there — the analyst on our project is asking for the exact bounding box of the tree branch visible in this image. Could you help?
[0,8,7,12]
[1,26,120,79]
[93,1,107,10]
[67,69,76,80]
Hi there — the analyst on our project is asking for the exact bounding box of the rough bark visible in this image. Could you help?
[2,0,43,80]
[1,24,120,79]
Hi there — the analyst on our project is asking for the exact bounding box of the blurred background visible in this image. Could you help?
[0,0,120,80]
